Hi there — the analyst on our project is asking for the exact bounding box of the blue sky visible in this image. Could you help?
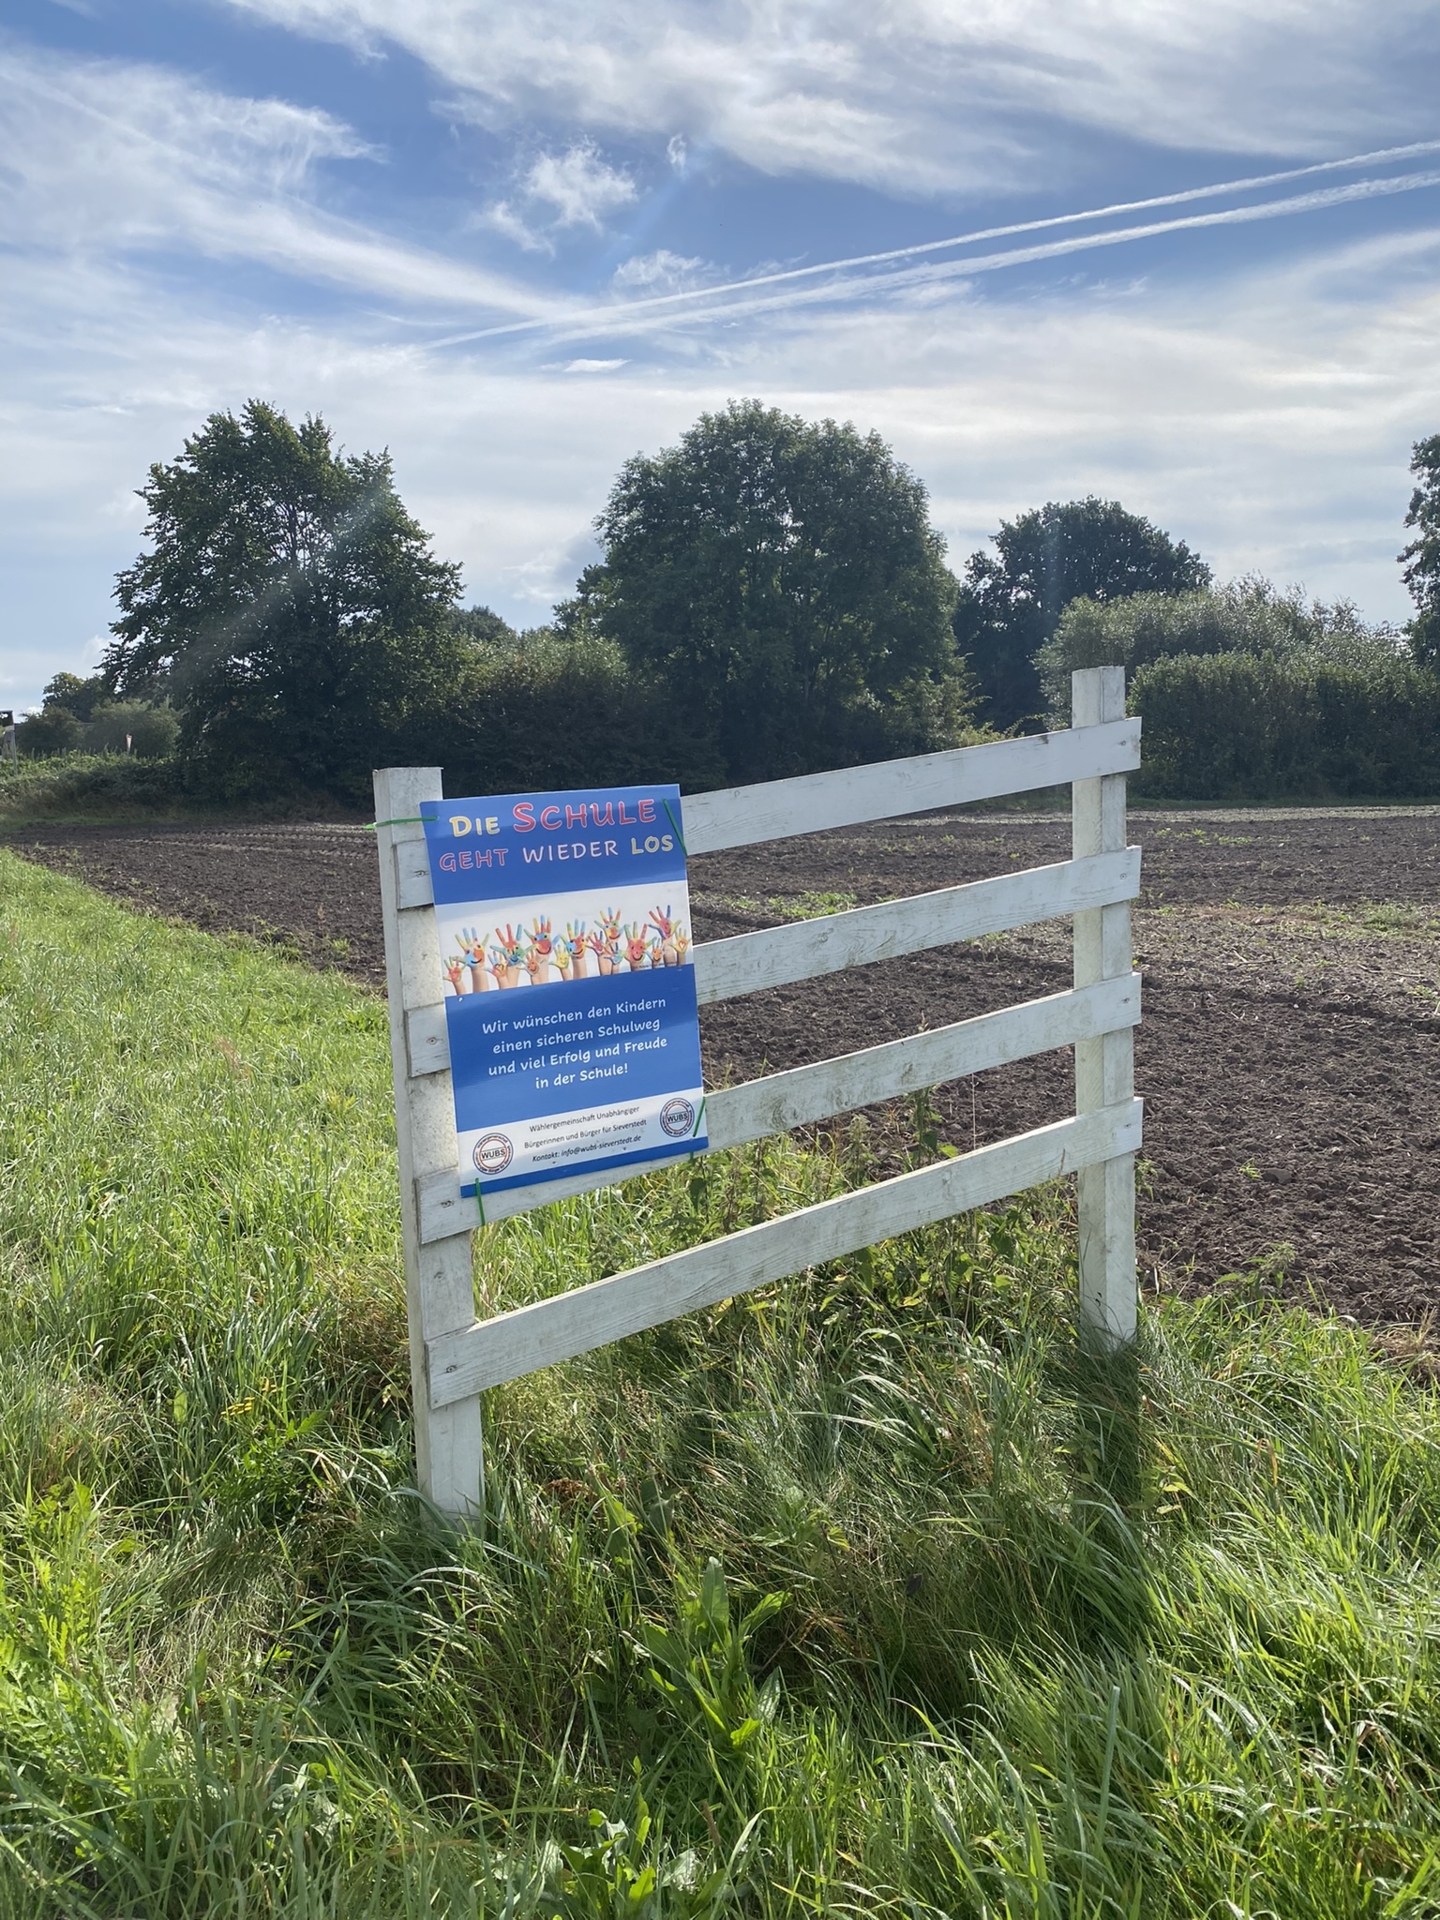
[4,0,1440,710]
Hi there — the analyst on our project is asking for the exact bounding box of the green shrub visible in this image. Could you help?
[434,631,729,793]
[816,663,985,766]
[0,753,186,824]
[15,706,83,757]
[6,634,978,825]
[1131,651,1440,800]
[1038,579,1405,721]
[81,702,179,759]
[18,696,178,767]
[432,632,978,794]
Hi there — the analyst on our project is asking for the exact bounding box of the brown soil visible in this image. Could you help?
[8,809,1439,1326]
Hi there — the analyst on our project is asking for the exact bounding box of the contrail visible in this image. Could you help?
[554,167,1440,343]
[433,140,1440,350]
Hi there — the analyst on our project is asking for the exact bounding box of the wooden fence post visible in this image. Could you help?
[374,766,485,1519]
[1071,669,1139,1345]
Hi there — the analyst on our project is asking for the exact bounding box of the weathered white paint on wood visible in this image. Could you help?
[391,721,1142,909]
[393,839,435,914]
[374,766,483,1518]
[427,1099,1142,1404]
[695,848,1137,1006]
[405,1003,451,1079]
[715,973,1137,1142]
[682,719,1140,855]
[1071,669,1137,1347]
[415,973,1141,1242]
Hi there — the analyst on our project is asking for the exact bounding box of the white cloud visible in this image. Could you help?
[524,142,636,228]
[0,41,559,317]
[7,2,1436,735]
[4,203,1436,707]
[0,40,369,227]
[611,249,715,294]
[478,198,554,256]
[211,0,1440,197]
[480,140,636,253]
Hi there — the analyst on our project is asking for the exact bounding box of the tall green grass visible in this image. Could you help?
[0,754,192,826]
[1,848,1438,1916]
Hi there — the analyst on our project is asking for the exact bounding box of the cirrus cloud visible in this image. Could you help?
[0,39,557,316]
[212,0,1440,197]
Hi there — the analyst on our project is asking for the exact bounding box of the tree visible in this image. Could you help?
[431,631,728,796]
[953,497,1210,727]
[1400,434,1440,667]
[41,671,108,722]
[104,401,463,795]
[16,706,82,757]
[587,400,963,781]
[82,703,180,758]
[451,605,517,650]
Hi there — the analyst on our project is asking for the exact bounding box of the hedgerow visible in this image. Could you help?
[1131,651,1440,800]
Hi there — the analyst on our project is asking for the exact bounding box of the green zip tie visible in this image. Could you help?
[690,1094,707,1138]
[662,798,687,856]
[364,813,437,831]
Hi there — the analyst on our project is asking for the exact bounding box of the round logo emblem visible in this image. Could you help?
[473,1132,514,1176]
[660,1097,696,1139]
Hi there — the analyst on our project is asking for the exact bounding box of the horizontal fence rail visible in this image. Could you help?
[428,1097,1142,1404]
[389,719,1142,912]
[693,849,1136,1005]
[402,848,1138,1078]
[416,972,1140,1240]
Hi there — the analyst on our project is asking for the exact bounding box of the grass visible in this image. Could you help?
[1281,901,1440,941]
[0,755,193,826]
[0,755,356,828]
[2,848,1440,1916]
[709,891,859,923]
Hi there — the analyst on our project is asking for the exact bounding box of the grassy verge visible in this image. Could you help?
[0,756,192,826]
[0,757,360,828]
[2,850,1438,1916]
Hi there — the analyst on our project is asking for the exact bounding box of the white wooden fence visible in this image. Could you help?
[374,666,1141,1518]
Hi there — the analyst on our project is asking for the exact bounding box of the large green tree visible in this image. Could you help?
[953,497,1210,727]
[104,401,463,794]
[1400,433,1440,667]
[586,400,962,781]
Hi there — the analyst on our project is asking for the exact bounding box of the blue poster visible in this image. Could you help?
[423,786,707,1197]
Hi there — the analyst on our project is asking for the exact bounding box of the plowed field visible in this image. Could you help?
[9,808,1438,1326]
